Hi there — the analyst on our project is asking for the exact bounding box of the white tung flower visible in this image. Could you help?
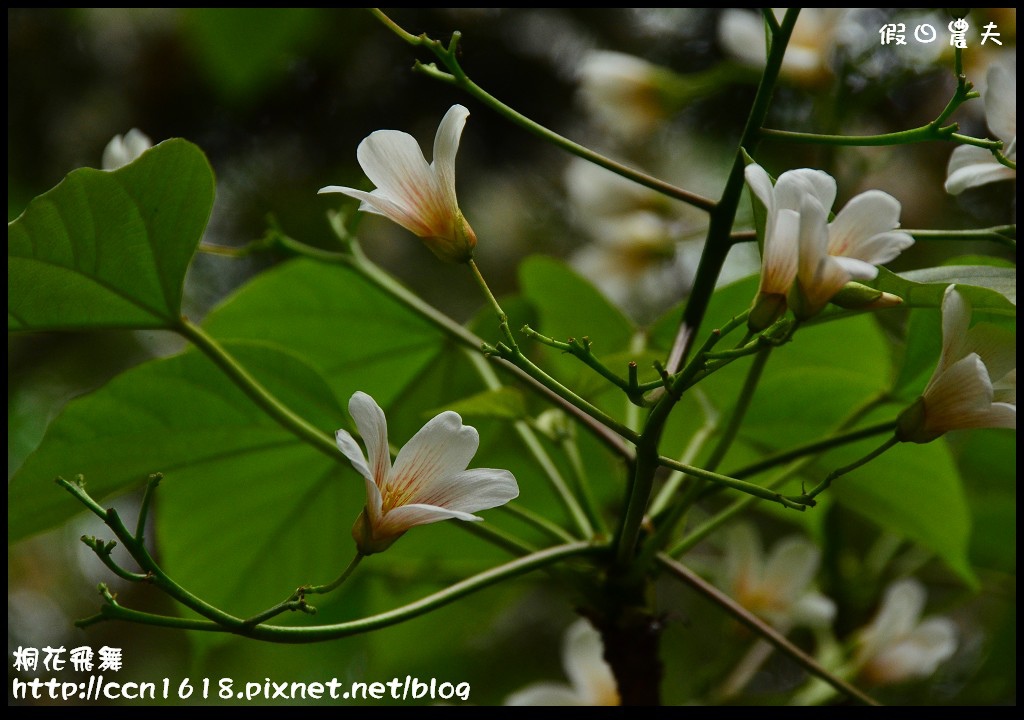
[744,163,913,326]
[718,523,836,632]
[896,285,1016,444]
[101,128,152,170]
[945,64,1017,195]
[319,104,477,263]
[854,578,958,686]
[335,391,519,555]
[504,619,620,706]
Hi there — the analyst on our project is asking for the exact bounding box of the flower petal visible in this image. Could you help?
[759,208,799,295]
[744,163,777,216]
[984,64,1016,145]
[335,429,372,484]
[858,578,926,663]
[944,145,1015,194]
[966,322,1017,384]
[377,503,482,538]
[562,619,619,706]
[866,616,958,685]
[412,467,520,514]
[348,391,392,487]
[827,190,913,263]
[761,536,821,607]
[718,10,768,69]
[932,285,970,381]
[389,410,479,504]
[723,523,764,597]
[791,592,838,629]
[774,168,836,215]
[432,104,470,214]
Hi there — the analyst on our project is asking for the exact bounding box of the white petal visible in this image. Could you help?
[791,592,838,629]
[761,536,821,607]
[862,579,926,657]
[505,683,586,706]
[932,286,970,381]
[389,411,479,503]
[944,145,1015,194]
[335,429,372,484]
[719,10,769,69]
[965,322,1017,383]
[774,168,837,214]
[984,64,1016,145]
[362,476,384,528]
[759,207,799,295]
[562,620,618,706]
[356,129,448,231]
[723,523,764,597]
[377,503,482,538]
[795,196,848,313]
[415,467,520,514]
[827,190,913,263]
[744,163,777,215]
[347,391,392,487]
[431,105,469,214]
[832,256,879,281]
[867,616,957,685]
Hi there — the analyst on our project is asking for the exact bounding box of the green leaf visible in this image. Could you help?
[872,265,1016,315]
[202,258,444,409]
[427,387,528,422]
[8,340,345,544]
[519,255,635,361]
[8,139,215,331]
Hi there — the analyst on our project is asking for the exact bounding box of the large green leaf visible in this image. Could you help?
[872,265,1016,314]
[202,258,443,409]
[7,139,215,331]
[8,341,345,544]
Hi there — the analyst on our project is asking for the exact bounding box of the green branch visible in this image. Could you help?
[368,8,717,213]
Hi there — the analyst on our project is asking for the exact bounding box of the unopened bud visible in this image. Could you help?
[830,282,903,310]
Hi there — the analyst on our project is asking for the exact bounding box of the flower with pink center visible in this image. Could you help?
[319,104,477,263]
[335,391,519,555]
[896,285,1016,443]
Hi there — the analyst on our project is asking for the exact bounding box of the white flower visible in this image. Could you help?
[945,64,1017,195]
[578,50,671,139]
[319,105,477,263]
[504,619,620,706]
[718,8,851,88]
[896,285,1016,444]
[717,523,836,631]
[853,578,957,686]
[101,128,152,170]
[744,163,913,325]
[335,391,519,555]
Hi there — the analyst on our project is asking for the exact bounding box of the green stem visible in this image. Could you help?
[368,8,717,213]
[790,437,900,506]
[303,552,365,595]
[670,394,890,556]
[83,541,602,642]
[642,348,776,564]
[655,554,879,707]
[176,318,338,461]
[559,429,610,538]
[499,503,579,545]
[464,347,596,539]
[273,231,635,461]
[907,225,1016,248]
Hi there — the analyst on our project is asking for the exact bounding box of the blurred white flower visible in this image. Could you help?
[335,391,519,555]
[718,8,851,88]
[896,285,1016,444]
[744,163,913,325]
[101,128,152,170]
[945,64,1017,195]
[717,523,836,631]
[853,578,958,686]
[565,158,757,322]
[319,104,477,263]
[505,619,620,706]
